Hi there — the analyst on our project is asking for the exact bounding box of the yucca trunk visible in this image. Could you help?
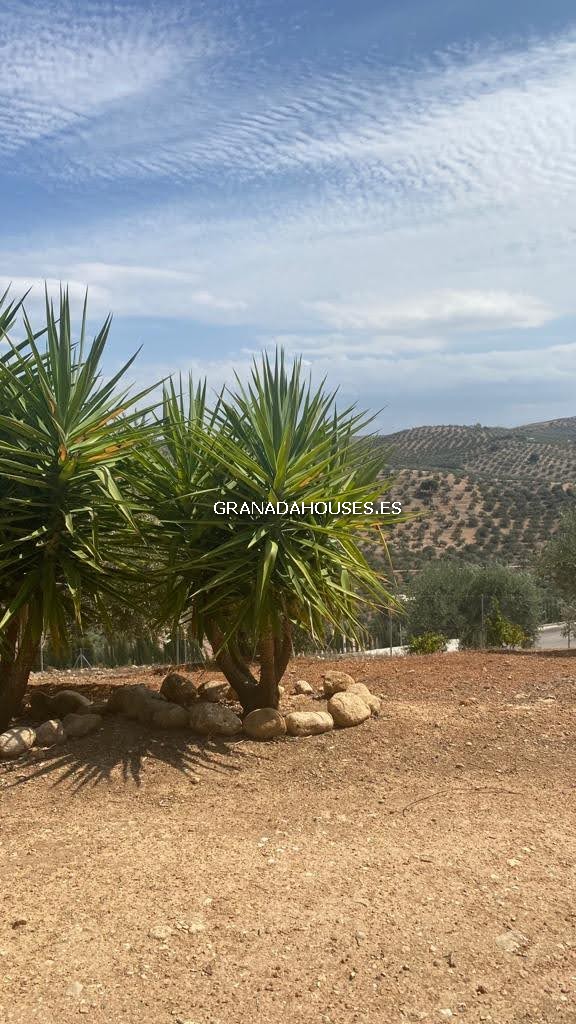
[258,629,279,709]
[205,618,293,714]
[0,617,38,731]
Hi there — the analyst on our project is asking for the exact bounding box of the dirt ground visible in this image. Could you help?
[1,651,575,1024]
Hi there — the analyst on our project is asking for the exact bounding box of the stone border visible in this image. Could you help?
[1,669,382,759]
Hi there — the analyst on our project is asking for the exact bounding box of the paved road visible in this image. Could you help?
[365,628,572,655]
[535,625,573,650]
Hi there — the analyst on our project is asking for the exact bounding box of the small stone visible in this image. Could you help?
[65,981,84,998]
[62,713,102,738]
[149,925,173,941]
[243,708,286,740]
[507,858,521,867]
[328,691,371,728]
[495,930,529,954]
[34,719,65,748]
[285,711,334,737]
[294,679,314,695]
[438,1011,453,1020]
[0,726,36,759]
[322,670,356,696]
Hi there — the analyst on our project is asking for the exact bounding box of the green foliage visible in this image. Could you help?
[539,508,576,602]
[406,561,472,638]
[484,598,529,648]
[407,560,541,648]
[0,288,403,715]
[0,287,158,726]
[407,631,447,654]
[560,602,576,646]
[0,289,157,644]
[143,351,401,708]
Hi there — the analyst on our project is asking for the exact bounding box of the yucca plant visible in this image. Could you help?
[0,288,157,729]
[145,351,402,712]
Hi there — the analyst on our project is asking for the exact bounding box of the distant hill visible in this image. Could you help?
[366,417,576,581]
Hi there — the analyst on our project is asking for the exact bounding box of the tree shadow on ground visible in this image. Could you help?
[3,714,267,793]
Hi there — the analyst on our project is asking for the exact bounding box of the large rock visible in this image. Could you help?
[322,670,355,697]
[106,684,138,714]
[62,713,103,738]
[0,726,36,759]
[285,711,334,737]
[327,691,371,728]
[293,679,314,695]
[29,689,92,720]
[188,702,242,737]
[134,695,168,725]
[150,703,189,729]
[243,708,286,740]
[348,682,381,716]
[34,719,65,748]
[107,684,165,723]
[198,680,229,703]
[160,672,198,707]
[84,701,110,716]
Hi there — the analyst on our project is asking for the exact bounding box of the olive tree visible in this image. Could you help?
[539,508,576,602]
[407,559,542,648]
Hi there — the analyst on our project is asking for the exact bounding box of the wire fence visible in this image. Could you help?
[35,627,406,672]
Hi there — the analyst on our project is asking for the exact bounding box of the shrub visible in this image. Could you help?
[485,599,530,649]
[408,632,448,654]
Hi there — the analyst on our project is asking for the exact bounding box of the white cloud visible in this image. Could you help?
[0,266,247,324]
[3,18,576,324]
[0,2,221,158]
[308,291,553,333]
[129,338,576,433]
[259,333,447,356]
[0,275,107,305]
[1,10,576,426]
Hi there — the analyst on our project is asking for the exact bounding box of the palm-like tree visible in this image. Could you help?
[146,351,401,712]
[0,289,156,729]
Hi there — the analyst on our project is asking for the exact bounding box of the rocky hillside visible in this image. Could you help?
[368,417,576,581]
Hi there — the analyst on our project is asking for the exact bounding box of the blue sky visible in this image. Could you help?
[1,0,576,431]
